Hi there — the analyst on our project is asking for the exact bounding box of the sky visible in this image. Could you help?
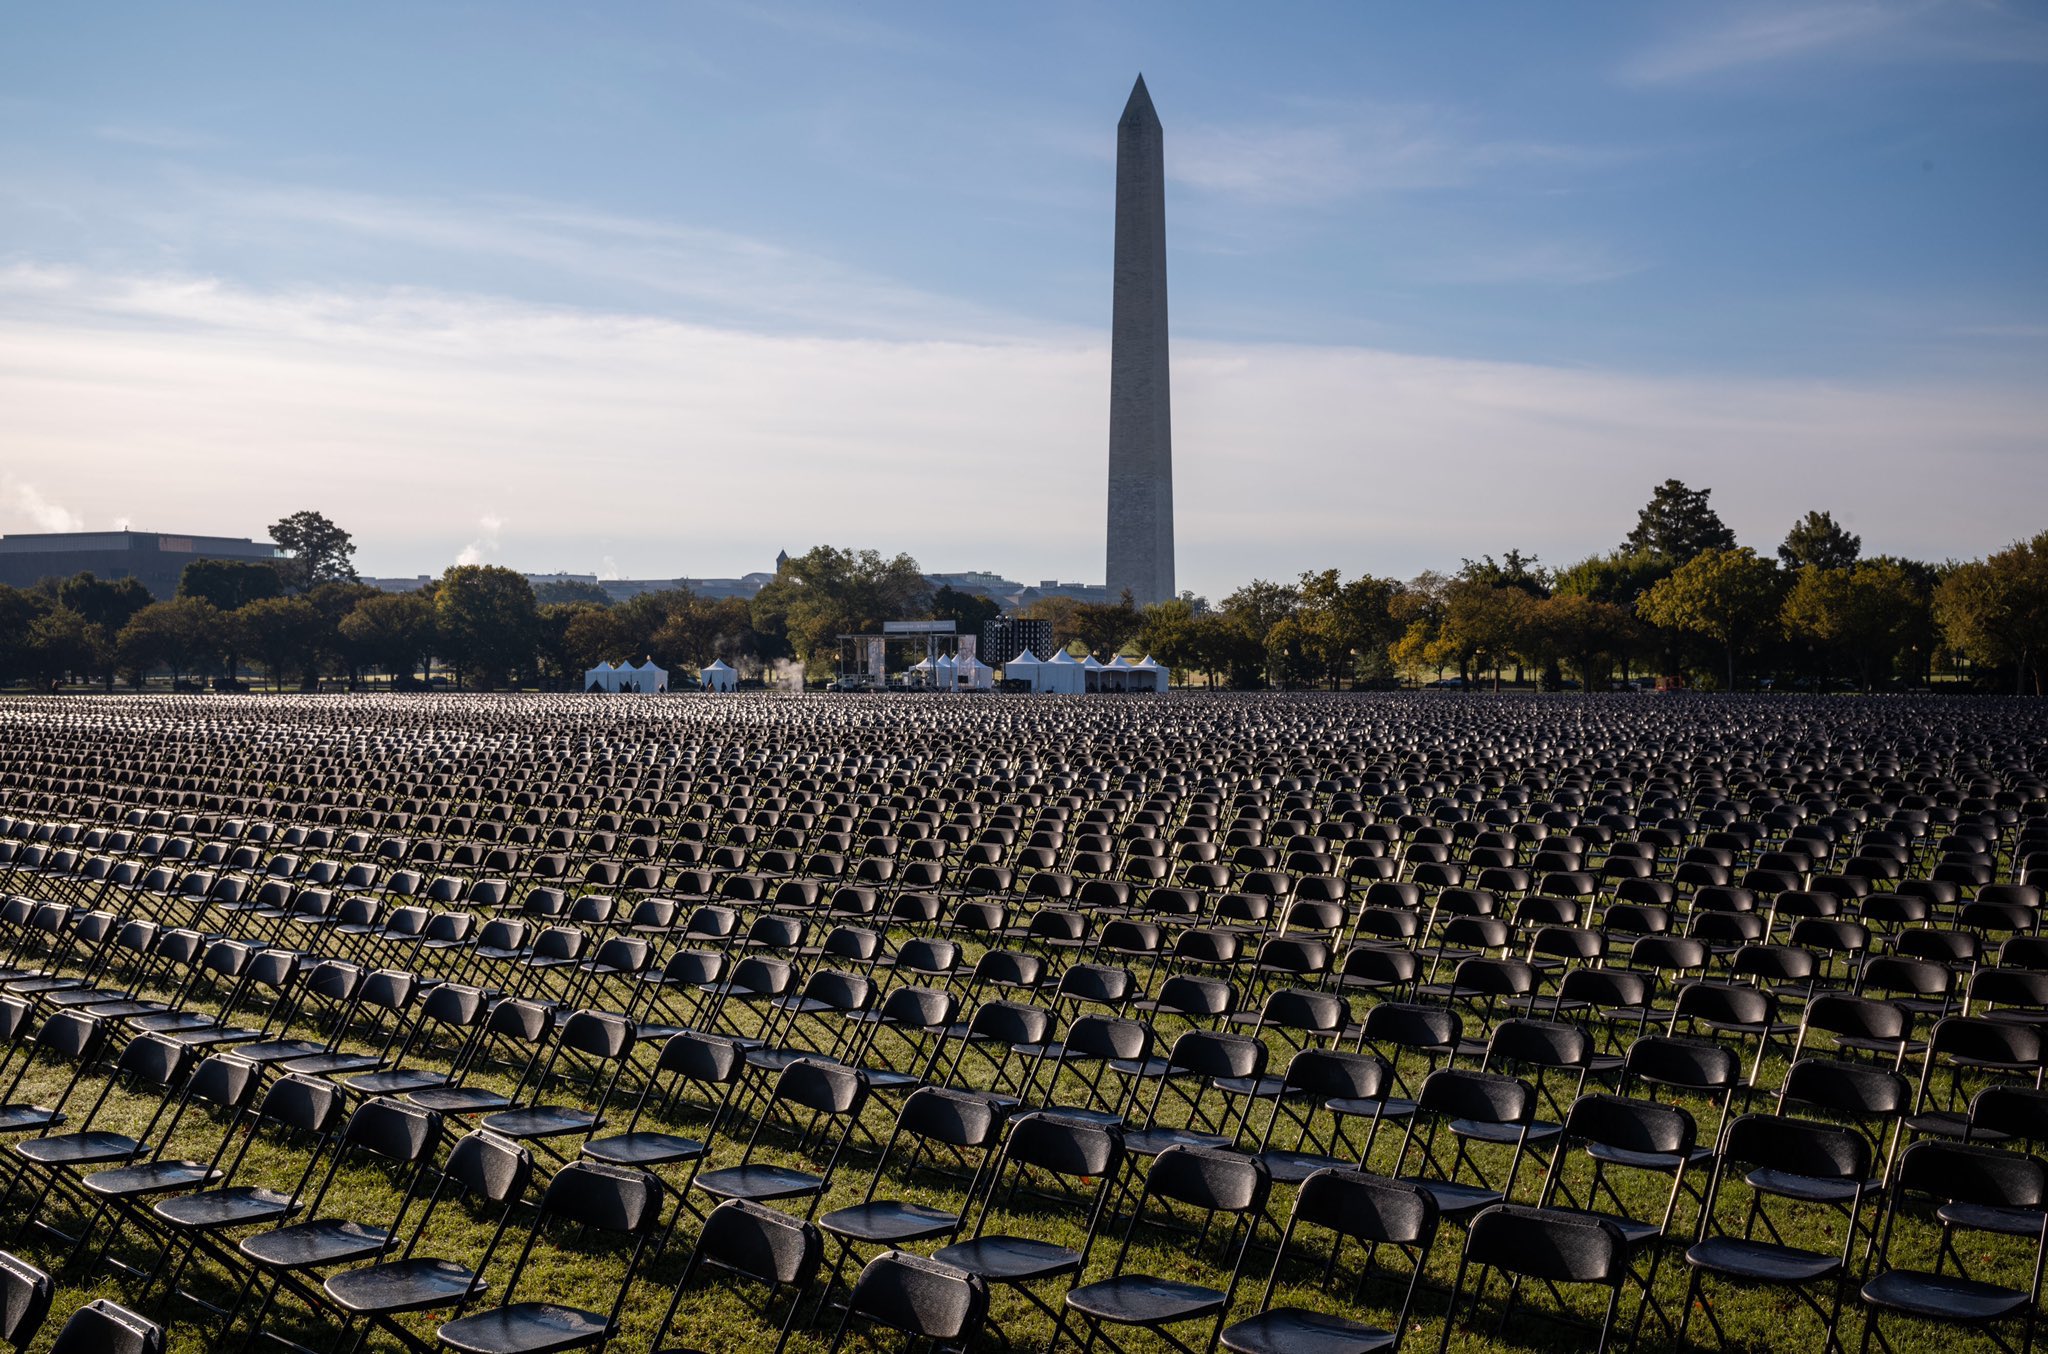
[2,2,2044,598]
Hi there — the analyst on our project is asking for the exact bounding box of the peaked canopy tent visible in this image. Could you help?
[1002,649,1042,689]
[1041,648,1085,694]
[954,656,994,691]
[1084,653,1166,693]
[700,659,737,692]
[587,660,667,693]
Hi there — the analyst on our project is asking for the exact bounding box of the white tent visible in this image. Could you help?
[1043,648,1085,694]
[700,658,737,692]
[1131,654,1170,693]
[934,653,957,692]
[583,661,619,693]
[956,656,994,691]
[1003,649,1042,689]
[629,659,669,693]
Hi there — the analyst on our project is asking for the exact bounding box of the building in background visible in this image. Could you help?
[981,616,1055,666]
[0,530,279,599]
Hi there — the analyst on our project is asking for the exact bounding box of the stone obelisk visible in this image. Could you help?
[1105,74,1175,608]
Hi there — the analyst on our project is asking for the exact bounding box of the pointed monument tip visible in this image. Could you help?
[1122,73,1158,124]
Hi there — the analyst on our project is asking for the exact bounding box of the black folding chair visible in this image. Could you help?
[1682,1113,1872,1354]
[1439,1204,1632,1353]
[1220,1168,1438,1354]
[1062,1144,1272,1354]
[432,1161,663,1354]
[1862,1139,2048,1354]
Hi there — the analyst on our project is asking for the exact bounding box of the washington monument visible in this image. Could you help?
[1105,74,1175,608]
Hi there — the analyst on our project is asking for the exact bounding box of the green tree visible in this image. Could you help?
[1186,612,1265,688]
[533,579,614,607]
[1935,531,2048,694]
[1531,591,1639,689]
[28,607,107,686]
[433,564,540,688]
[751,547,929,675]
[179,558,284,610]
[1551,551,1671,611]
[1778,510,1862,572]
[1136,598,1201,683]
[1636,546,1783,690]
[339,591,437,687]
[930,586,1000,636]
[268,510,358,593]
[1216,579,1300,686]
[1070,591,1144,659]
[0,585,53,685]
[1457,551,1549,597]
[234,596,326,690]
[56,572,151,688]
[1781,557,1928,690]
[1624,479,1737,564]
[117,598,223,688]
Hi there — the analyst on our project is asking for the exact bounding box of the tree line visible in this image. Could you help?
[1,491,2044,693]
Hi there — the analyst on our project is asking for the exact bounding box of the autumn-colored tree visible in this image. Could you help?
[1636,546,1783,690]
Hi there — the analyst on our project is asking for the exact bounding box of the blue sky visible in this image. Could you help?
[3,2,2044,595]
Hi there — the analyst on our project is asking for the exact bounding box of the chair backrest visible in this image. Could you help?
[842,1252,988,1345]
[1291,1168,1437,1246]
[539,1161,664,1234]
[1003,1111,1124,1179]
[343,1097,442,1166]
[1144,1144,1271,1215]
[0,1250,52,1350]
[48,1299,163,1354]
[445,1129,535,1206]
[1719,1113,1871,1181]
[691,1197,823,1287]
[773,1058,869,1117]
[1417,1068,1535,1126]
[1465,1204,1628,1284]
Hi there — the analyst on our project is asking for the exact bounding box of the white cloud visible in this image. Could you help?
[2,477,86,533]
[1622,2,2048,85]
[1171,104,1622,206]
[0,266,2042,595]
[456,515,505,568]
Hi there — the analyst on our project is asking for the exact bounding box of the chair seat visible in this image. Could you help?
[76,1000,164,1020]
[1123,1126,1233,1157]
[154,1185,298,1231]
[932,1235,1081,1284]
[1214,1073,1290,1100]
[435,1302,610,1354]
[1326,1095,1415,1121]
[1745,1168,1874,1205]
[407,1086,514,1115]
[0,1105,62,1133]
[231,1038,330,1065]
[1686,1236,1839,1283]
[693,1163,823,1203]
[128,1011,218,1035]
[241,1218,396,1270]
[324,1256,487,1315]
[1938,1200,2048,1237]
[481,1106,601,1140]
[1451,1118,1558,1146]
[13,1130,142,1166]
[82,1158,221,1198]
[1586,1142,1710,1174]
[818,1199,960,1245]
[1861,1268,2031,1323]
[1399,1177,1500,1220]
[5,976,85,996]
[1066,1275,1227,1326]
[1221,1306,1397,1354]
[1259,1149,1353,1186]
[345,1068,451,1096]
[581,1131,707,1168]
[283,1052,386,1077]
